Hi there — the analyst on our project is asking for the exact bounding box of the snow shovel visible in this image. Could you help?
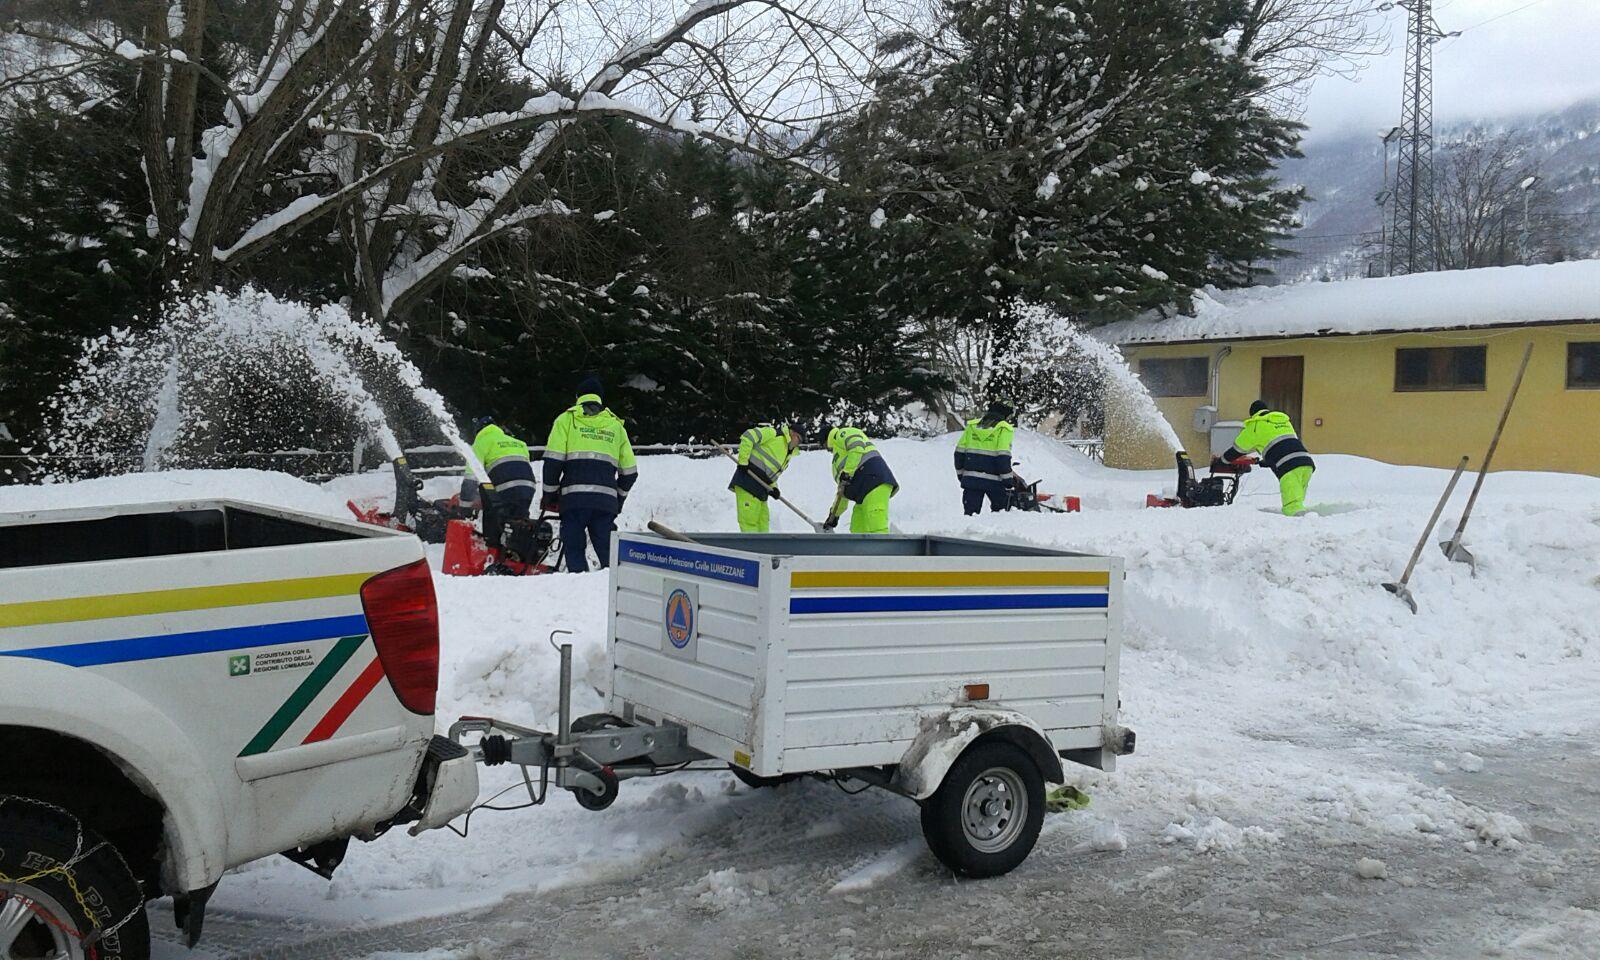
[1438,342,1534,574]
[1383,455,1469,614]
[712,441,830,533]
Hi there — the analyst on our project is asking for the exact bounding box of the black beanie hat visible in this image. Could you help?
[577,374,603,399]
[1250,399,1270,416]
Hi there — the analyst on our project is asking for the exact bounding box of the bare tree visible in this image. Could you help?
[3,0,864,323]
[1429,133,1560,270]
[1234,0,1387,115]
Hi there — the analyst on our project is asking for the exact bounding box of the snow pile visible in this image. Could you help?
[1095,258,1600,345]
[685,867,771,912]
[1354,857,1387,880]
[1159,816,1280,855]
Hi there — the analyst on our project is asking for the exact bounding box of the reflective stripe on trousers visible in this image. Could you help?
[561,483,619,499]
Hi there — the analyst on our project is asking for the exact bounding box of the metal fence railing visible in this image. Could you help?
[1,436,1108,485]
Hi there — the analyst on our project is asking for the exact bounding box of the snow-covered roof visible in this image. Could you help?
[1096,259,1600,346]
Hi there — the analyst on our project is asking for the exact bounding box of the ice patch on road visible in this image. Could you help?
[830,840,925,893]
[1483,907,1600,959]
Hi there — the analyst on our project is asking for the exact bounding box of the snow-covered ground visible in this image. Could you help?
[6,432,1599,958]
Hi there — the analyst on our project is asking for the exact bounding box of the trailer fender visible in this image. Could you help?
[892,709,1065,800]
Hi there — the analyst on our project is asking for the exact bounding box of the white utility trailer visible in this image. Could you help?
[451,531,1133,877]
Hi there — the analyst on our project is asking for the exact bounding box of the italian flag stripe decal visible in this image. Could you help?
[238,635,368,757]
[303,657,386,744]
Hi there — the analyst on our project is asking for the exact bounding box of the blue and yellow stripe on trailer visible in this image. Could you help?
[787,569,1110,615]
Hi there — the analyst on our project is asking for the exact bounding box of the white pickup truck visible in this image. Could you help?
[0,499,479,959]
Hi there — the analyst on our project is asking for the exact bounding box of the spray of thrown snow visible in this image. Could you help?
[47,287,485,479]
[1010,302,1183,453]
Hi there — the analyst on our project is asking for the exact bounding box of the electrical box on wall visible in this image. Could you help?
[1211,420,1244,457]
[1193,405,1218,432]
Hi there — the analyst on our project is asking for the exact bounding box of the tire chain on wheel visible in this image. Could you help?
[0,794,148,953]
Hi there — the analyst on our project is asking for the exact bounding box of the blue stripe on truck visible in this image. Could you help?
[0,614,371,667]
[789,593,1107,615]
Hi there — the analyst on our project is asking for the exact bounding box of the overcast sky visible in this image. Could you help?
[1301,0,1600,142]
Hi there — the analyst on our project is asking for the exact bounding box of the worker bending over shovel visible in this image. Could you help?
[1217,400,1315,516]
[728,422,799,532]
[823,427,899,533]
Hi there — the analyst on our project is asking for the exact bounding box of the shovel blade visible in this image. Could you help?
[1381,581,1418,614]
[1439,538,1476,572]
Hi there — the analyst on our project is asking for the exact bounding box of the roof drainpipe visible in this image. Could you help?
[1210,345,1232,409]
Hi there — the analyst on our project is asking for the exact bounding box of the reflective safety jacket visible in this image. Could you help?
[542,394,638,513]
[954,418,1015,493]
[471,424,536,493]
[1223,410,1314,478]
[828,427,898,503]
[728,423,793,501]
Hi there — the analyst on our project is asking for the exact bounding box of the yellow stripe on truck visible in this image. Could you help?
[790,570,1109,589]
[0,572,376,629]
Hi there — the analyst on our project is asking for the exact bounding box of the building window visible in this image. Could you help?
[1138,357,1209,397]
[1394,346,1487,392]
[1569,342,1600,389]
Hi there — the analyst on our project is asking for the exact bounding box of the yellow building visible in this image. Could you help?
[1095,261,1600,475]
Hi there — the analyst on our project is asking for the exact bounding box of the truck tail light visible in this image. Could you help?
[361,559,439,715]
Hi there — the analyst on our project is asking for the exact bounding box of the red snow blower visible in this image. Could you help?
[1008,478,1081,514]
[1005,462,1082,514]
[442,510,563,577]
[347,456,477,543]
[1146,451,1254,509]
[347,456,561,576]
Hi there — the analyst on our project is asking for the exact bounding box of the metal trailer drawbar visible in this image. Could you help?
[450,531,1135,877]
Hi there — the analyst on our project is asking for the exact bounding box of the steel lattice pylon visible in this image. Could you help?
[1387,0,1452,276]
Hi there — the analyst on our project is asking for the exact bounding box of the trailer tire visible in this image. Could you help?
[573,767,619,811]
[919,741,1044,878]
[0,796,150,959]
[728,766,801,790]
[569,713,628,734]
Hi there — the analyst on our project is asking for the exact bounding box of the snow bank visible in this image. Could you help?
[7,429,1598,925]
[1095,258,1600,344]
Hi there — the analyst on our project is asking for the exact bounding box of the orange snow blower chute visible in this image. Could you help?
[1146,451,1254,509]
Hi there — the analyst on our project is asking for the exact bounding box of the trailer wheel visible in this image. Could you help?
[573,767,620,811]
[919,741,1045,878]
[727,766,801,790]
[569,713,628,734]
[0,796,150,959]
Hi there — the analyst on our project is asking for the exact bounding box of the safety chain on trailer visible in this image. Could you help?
[0,795,147,956]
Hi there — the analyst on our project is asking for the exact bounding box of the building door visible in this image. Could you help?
[1260,356,1305,428]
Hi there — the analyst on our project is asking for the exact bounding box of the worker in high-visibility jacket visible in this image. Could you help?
[1218,400,1315,516]
[541,378,638,571]
[955,401,1016,515]
[823,426,898,533]
[728,422,799,532]
[470,417,536,550]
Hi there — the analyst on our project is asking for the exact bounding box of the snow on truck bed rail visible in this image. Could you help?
[5,432,1599,926]
[1095,258,1600,344]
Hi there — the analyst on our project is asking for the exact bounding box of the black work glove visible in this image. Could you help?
[766,485,780,499]
[823,515,839,531]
